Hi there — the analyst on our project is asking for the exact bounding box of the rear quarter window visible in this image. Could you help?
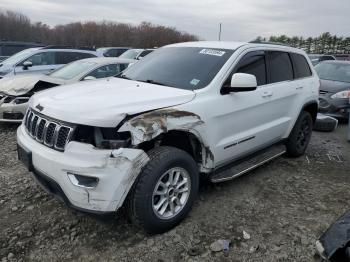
[291,53,312,79]
[268,51,294,83]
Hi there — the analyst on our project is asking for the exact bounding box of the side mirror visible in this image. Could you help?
[83,76,96,81]
[22,61,33,70]
[222,73,257,94]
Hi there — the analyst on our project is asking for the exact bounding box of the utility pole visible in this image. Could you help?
[218,23,222,41]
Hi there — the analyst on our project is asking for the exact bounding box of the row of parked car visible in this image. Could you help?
[0,44,156,122]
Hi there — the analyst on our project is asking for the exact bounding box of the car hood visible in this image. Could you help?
[30,78,196,127]
[320,79,350,94]
[0,74,66,96]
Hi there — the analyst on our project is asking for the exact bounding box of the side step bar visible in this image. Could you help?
[210,144,286,183]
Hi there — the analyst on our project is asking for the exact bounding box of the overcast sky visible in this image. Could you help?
[1,0,349,41]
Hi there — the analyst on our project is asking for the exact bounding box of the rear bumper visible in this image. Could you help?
[0,101,27,123]
[17,124,150,212]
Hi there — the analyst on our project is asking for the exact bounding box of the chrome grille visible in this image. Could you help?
[24,109,74,151]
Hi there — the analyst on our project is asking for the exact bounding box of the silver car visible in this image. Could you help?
[0,57,135,122]
[0,46,100,79]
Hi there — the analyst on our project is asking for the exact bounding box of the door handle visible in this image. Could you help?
[296,86,303,90]
[262,91,273,98]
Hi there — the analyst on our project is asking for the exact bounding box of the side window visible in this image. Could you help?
[56,52,95,64]
[85,64,128,79]
[290,53,312,79]
[138,50,153,59]
[24,52,55,66]
[268,51,293,83]
[105,49,119,57]
[234,51,267,86]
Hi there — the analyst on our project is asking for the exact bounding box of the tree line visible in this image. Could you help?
[0,10,199,48]
[255,32,350,54]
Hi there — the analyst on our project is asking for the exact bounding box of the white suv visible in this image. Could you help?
[17,41,319,233]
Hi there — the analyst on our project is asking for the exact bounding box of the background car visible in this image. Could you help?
[119,48,155,60]
[96,47,131,57]
[0,46,100,79]
[0,57,135,122]
[316,60,350,120]
[308,54,336,66]
[0,41,44,62]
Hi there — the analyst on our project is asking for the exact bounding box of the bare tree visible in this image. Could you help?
[0,10,199,47]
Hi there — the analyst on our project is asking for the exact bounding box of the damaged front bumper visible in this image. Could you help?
[17,124,149,213]
[316,211,350,261]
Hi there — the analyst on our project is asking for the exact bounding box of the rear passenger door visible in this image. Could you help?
[263,51,301,139]
[288,53,316,131]
[55,51,96,68]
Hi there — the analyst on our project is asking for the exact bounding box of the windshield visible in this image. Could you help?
[0,48,37,66]
[119,49,142,59]
[119,47,234,90]
[50,60,97,80]
[315,62,350,83]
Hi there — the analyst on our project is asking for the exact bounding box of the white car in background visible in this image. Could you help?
[0,57,135,122]
[0,46,100,79]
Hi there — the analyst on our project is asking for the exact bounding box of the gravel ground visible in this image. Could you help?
[0,123,349,262]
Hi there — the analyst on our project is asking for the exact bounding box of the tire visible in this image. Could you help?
[286,111,313,157]
[313,114,338,132]
[128,146,199,234]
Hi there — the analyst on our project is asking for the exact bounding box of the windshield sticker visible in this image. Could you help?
[190,79,200,86]
[199,49,226,57]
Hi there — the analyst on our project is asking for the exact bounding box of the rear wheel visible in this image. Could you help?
[286,111,313,157]
[128,146,199,234]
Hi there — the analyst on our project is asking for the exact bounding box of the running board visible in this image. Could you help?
[210,144,286,183]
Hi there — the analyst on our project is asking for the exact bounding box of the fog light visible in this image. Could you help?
[67,172,99,188]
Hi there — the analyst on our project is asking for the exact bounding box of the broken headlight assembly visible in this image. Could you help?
[72,125,131,149]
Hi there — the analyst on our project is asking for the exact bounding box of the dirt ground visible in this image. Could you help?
[0,123,349,262]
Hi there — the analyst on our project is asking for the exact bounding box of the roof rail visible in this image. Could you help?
[41,45,96,51]
[249,41,291,47]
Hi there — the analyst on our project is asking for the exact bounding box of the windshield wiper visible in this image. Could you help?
[137,79,167,86]
[117,74,131,80]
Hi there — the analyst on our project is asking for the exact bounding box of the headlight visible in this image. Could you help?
[73,125,131,149]
[0,69,12,76]
[330,90,350,99]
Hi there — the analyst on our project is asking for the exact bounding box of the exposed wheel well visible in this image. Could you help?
[137,130,203,164]
[302,102,318,123]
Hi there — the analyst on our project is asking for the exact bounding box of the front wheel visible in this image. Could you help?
[128,146,199,234]
[286,111,313,157]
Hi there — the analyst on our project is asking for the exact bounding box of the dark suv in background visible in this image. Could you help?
[0,41,43,62]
